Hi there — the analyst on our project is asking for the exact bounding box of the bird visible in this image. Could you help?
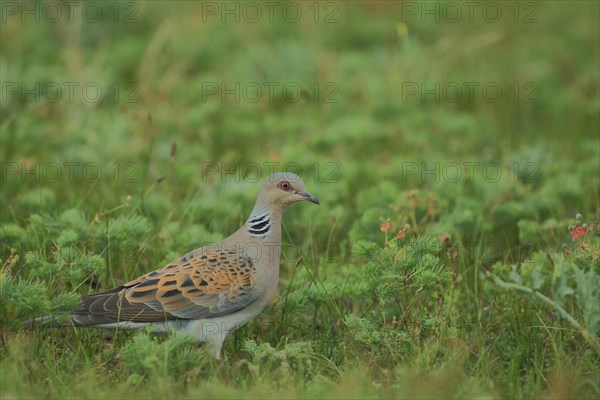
[31,172,319,360]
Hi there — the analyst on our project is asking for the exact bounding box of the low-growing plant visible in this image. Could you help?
[491,213,600,354]
[119,330,208,381]
[0,251,80,330]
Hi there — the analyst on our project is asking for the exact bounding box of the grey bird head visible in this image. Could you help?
[257,172,320,209]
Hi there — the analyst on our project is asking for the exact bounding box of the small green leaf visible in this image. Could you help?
[531,267,545,290]
[552,271,574,307]
[574,267,600,336]
[510,266,523,285]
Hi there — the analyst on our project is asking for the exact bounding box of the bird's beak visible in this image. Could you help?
[298,191,320,205]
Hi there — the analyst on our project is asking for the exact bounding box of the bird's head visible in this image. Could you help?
[258,172,319,209]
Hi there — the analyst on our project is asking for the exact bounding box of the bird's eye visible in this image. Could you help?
[278,181,291,191]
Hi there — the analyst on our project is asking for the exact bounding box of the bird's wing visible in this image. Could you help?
[72,249,259,325]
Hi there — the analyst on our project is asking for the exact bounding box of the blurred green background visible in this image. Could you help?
[1,1,599,399]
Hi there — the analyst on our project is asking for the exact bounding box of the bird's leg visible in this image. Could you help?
[207,336,229,382]
[213,357,229,383]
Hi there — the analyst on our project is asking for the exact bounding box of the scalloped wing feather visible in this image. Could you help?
[71,250,259,325]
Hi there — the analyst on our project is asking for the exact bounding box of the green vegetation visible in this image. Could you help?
[1,1,598,398]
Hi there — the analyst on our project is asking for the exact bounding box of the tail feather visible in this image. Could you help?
[23,284,178,329]
[22,314,110,328]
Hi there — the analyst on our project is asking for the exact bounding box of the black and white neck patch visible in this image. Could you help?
[248,212,271,237]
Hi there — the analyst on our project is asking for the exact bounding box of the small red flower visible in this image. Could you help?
[380,220,394,233]
[570,226,587,241]
[396,231,406,240]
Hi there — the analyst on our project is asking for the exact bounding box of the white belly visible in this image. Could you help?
[94,299,267,359]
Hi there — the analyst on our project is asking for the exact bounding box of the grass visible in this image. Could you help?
[1,1,599,398]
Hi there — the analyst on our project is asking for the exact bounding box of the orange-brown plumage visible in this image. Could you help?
[72,250,258,325]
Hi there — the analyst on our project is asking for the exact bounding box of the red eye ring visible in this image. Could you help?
[278,181,291,191]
